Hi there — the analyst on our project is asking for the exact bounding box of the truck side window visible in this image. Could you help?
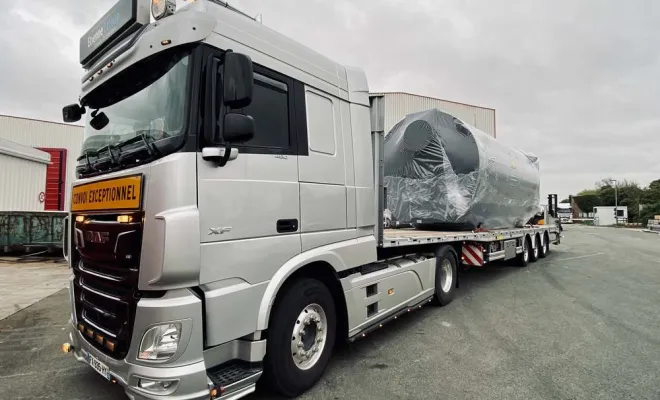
[239,72,290,152]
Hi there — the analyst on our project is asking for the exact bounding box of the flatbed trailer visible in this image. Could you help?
[383,225,560,264]
[371,94,560,266]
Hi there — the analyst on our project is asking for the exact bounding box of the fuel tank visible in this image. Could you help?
[383,109,540,230]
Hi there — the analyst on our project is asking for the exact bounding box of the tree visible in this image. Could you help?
[641,179,660,204]
[571,178,645,222]
[577,189,598,196]
[573,194,599,214]
[639,202,660,226]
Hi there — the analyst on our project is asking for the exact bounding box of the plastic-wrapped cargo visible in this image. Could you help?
[384,109,540,230]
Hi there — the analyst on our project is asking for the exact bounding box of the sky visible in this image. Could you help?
[1,0,659,200]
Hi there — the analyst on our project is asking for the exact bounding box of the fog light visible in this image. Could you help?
[138,323,181,361]
[138,378,178,393]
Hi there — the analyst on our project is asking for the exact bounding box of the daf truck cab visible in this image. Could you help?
[61,1,394,398]
[59,1,560,399]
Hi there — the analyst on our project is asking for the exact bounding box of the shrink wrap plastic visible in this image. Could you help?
[384,109,540,230]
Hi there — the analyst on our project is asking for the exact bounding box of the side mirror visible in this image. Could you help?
[223,52,253,109]
[223,113,255,143]
[62,104,85,123]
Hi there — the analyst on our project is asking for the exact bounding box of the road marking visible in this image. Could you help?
[555,253,605,261]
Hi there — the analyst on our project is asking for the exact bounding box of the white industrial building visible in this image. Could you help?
[371,92,497,137]
[0,115,83,211]
[0,138,51,211]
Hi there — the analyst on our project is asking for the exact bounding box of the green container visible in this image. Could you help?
[0,211,67,250]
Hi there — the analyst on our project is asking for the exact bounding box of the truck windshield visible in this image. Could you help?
[78,49,191,175]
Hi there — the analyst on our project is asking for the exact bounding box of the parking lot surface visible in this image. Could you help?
[0,259,69,321]
[1,225,659,400]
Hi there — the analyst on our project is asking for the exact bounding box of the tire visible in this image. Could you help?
[263,278,337,398]
[432,247,458,306]
[539,234,548,258]
[516,236,531,267]
[530,235,540,262]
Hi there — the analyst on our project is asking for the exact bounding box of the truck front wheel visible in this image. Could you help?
[263,278,337,398]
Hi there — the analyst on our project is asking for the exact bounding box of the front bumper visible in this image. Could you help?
[66,286,210,400]
[68,319,210,400]
[69,320,210,399]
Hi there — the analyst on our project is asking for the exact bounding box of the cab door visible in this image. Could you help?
[197,54,304,285]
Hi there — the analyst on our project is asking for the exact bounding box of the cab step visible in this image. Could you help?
[207,361,262,399]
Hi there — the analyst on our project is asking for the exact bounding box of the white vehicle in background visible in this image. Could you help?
[557,203,573,224]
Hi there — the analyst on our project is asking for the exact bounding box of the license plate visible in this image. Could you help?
[84,350,110,380]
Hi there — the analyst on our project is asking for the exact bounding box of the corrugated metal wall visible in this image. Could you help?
[0,141,50,211]
[0,115,83,211]
[371,92,496,137]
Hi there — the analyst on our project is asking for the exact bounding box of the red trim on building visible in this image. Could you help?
[36,147,67,211]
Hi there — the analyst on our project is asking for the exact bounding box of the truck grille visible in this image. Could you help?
[72,213,143,359]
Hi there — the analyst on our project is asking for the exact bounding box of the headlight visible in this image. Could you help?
[138,323,181,361]
[151,0,176,20]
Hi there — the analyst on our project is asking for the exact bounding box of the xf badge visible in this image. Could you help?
[208,227,232,235]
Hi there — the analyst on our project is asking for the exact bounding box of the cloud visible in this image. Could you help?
[2,0,659,199]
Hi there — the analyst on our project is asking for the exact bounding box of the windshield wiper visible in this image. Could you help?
[113,130,161,157]
[77,130,165,176]
[76,150,100,174]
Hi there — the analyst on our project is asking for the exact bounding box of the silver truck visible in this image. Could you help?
[59,1,561,399]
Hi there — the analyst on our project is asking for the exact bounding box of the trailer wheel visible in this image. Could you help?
[432,247,457,306]
[530,235,540,262]
[263,278,336,397]
[539,234,548,258]
[516,237,531,267]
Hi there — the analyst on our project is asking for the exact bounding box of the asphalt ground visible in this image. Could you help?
[1,224,659,400]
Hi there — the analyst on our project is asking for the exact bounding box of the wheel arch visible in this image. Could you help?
[256,252,349,333]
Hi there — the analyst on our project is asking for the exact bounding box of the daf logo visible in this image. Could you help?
[85,230,110,244]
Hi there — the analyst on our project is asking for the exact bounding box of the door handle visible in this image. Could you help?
[277,219,298,233]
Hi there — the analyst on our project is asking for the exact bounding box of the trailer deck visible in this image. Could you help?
[381,226,558,248]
